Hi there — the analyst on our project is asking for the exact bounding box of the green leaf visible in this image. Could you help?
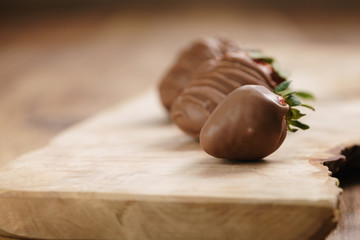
[286,110,293,121]
[247,49,262,58]
[289,120,310,130]
[247,49,274,64]
[272,61,290,79]
[274,80,291,93]
[286,95,301,106]
[277,89,296,97]
[257,57,274,64]
[295,91,315,99]
[290,108,306,120]
[301,104,315,111]
[287,125,298,132]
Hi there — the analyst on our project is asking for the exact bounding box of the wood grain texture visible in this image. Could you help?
[1,89,360,239]
[0,4,360,240]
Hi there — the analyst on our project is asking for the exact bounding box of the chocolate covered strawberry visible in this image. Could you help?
[171,50,285,138]
[200,82,314,161]
[159,37,240,112]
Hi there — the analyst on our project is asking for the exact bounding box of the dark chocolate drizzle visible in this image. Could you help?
[158,37,240,111]
[171,51,276,138]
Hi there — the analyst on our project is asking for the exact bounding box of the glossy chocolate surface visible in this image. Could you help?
[158,37,239,111]
[171,51,275,138]
[200,85,289,161]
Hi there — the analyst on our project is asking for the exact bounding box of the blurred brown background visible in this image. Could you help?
[0,0,360,239]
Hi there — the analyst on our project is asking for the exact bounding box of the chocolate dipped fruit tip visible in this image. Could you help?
[200,82,314,161]
[158,37,241,112]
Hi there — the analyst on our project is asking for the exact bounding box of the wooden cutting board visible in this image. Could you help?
[0,89,359,240]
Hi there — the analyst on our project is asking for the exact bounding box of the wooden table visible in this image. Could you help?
[1,4,359,239]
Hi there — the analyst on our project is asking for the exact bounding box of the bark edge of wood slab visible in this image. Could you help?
[0,89,359,240]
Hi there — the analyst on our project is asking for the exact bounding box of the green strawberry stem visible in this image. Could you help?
[248,48,315,132]
[274,80,315,132]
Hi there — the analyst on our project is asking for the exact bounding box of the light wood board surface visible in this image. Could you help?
[1,3,360,240]
[0,88,359,239]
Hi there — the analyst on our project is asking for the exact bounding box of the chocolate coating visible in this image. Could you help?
[200,85,289,161]
[158,37,239,111]
[171,51,280,138]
